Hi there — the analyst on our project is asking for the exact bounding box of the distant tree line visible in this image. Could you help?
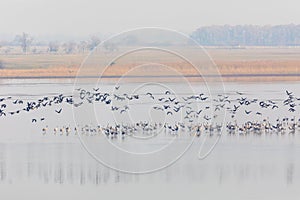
[191,24,300,46]
[0,33,104,54]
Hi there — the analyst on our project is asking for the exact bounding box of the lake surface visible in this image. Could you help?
[0,79,300,199]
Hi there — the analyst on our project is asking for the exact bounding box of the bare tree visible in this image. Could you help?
[104,42,118,52]
[62,42,77,54]
[78,41,88,53]
[15,32,33,53]
[4,47,12,54]
[48,41,60,53]
[88,35,101,50]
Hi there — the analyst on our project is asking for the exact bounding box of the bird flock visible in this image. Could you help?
[40,118,300,139]
[0,86,300,138]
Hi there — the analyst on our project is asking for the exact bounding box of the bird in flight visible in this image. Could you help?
[146,92,155,100]
[286,90,293,96]
[166,111,173,115]
[245,110,252,115]
[55,108,62,114]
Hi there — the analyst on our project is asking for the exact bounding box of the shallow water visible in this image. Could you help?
[0,79,300,199]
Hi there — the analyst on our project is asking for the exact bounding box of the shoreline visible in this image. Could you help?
[0,73,299,83]
[0,73,300,79]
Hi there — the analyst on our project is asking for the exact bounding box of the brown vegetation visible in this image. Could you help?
[0,47,299,82]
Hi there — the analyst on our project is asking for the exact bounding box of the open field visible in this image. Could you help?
[0,47,299,81]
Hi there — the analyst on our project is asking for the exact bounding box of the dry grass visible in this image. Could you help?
[0,54,85,69]
[0,47,299,82]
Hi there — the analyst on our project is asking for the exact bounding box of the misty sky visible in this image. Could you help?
[0,0,299,39]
